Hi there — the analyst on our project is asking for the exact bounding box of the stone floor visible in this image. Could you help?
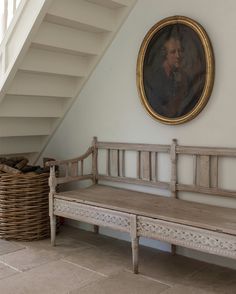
[0,225,235,294]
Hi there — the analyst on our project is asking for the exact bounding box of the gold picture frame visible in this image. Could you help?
[137,16,214,125]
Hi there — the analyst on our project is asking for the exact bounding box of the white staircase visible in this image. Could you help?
[0,0,136,162]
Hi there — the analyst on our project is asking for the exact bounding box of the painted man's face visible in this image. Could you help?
[165,38,183,69]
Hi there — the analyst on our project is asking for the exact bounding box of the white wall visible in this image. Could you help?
[42,0,236,269]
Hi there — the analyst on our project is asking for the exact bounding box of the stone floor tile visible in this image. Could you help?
[18,235,94,257]
[63,245,132,276]
[62,227,207,282]
[0,239,25,255]
[181,264,236,294]
[161,284,215,294]
[0,259,103,294]
[0,236,94,272]
[61,226,130,250]
[138,247,207,286]
[0,247,63,272]
[0,262,19,280]
[1,226,236,294]
[69,270,169,294]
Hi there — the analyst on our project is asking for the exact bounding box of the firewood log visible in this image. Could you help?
[0,164,22,174]
[15,159,29,170]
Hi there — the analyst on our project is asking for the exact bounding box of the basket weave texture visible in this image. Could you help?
[0,172,50,241]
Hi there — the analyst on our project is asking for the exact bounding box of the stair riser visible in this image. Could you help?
[0,118,55,137]
[7,71,78,97]
[33,21,104,56]
[20,47,90,77]
[47,0,117,32]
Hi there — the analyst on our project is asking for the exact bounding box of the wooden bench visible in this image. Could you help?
[47,138,236,273]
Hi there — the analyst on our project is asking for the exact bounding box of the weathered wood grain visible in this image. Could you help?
[140,151,151,181]
[110,149,119,177]
[211,155,218,188]
[97,142,170,152]
[197,155,210,188]
[151,152,157,182]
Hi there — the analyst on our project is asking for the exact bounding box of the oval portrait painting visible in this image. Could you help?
[137,16,214,124]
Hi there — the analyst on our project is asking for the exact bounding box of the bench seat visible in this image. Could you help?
[55,185,236,235]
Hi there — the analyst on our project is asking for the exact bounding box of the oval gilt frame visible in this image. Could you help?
[137,16,214,125]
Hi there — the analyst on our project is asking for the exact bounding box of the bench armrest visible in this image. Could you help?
[48,147,94,192]
[46,147,93,168]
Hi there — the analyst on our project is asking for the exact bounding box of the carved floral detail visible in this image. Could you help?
[138,216,236,258]
[54,199,130,232]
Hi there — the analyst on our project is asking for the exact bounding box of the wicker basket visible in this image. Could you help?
[0,171,51,241]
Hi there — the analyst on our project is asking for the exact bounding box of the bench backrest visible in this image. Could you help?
[175,144,236,199]
[49,137,236,201]
[94,139,171,192]
[94,138,236,199]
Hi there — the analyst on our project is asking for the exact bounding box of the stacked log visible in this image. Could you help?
[0,157,50,175]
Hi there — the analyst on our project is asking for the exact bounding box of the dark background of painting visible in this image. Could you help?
[143,24,206,118]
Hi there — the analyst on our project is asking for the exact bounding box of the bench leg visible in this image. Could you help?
[132,236,139,274]
[50,215,56,246]
[94,225,99,234]
[130,215,139,274]
[171,244,176,255]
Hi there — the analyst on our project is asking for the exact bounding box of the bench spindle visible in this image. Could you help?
[71,162,78,177]
[211,155,218,188]
[137,151,141,179]
[81,160,84,176]
[106,149,111,176]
